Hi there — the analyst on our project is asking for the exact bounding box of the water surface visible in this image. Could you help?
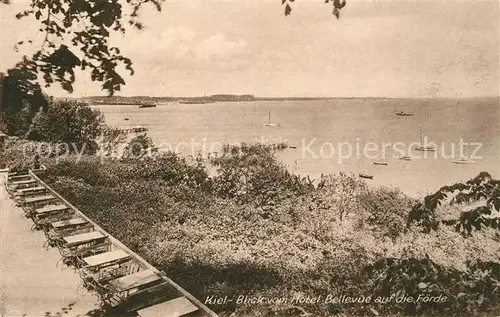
[95,98,500,197]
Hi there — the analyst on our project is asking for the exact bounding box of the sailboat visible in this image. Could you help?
[357,138,374,179]
[414,126,436,152]
[373,152,388,165]
[451,102,476,164]
[264,109,279,127]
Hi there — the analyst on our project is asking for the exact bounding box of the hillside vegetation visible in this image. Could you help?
[13,142,495,317]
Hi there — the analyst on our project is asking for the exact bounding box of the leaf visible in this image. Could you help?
[370,308,379,316]
[281,0,286,4]
[285,4,292,16]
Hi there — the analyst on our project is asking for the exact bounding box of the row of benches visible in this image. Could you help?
[5,171,215,317]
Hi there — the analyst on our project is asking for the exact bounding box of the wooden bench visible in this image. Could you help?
[51,217,89,229]
[58,231,110,264]
[104,269,165,307]
[35,204,69,214]
[27,203,68,219]
[8,174,31,182]
[10,179,37,188]
[17,186,47,195]
[79,250,134,286]
[45,219,94,246]
[63,231,107,248]
[23,194,58,205]
[82,250,132,269]
[32,208,75,230]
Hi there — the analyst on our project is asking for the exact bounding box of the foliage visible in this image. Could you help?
[283,0,347,17]
[360,186,416,239]
[26,99,104,154]
[0,137,62,171]
[408,172,500,236]
[98,126,127,157]
[1,1,347,95]
[211,143,315,206]
[0,64,49,136]
[36,152,500,317]
[314,172,367,221]
[2,0,165,95]
[122,134,156,159]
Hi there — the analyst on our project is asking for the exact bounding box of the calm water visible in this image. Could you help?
[95,98,500,198]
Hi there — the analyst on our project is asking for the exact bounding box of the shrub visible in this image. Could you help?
[211,143,314,206]
[26,99,104,154]
[38,150,500,317]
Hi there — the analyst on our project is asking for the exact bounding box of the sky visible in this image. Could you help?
[1,0,499,98]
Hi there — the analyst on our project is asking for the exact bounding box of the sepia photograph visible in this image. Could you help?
[0,0,499,316]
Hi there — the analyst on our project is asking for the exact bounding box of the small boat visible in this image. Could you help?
[373,161,388,166]
[264,109,280,127]
[450,104,476,165]
[415,145,437,152]
[124,117,130,121]
[452,158,476,164]
[414,126,436,151]
[359,173,374,179]
[398,156,411,161]
[138,103,156,108]
[396,111,414,116]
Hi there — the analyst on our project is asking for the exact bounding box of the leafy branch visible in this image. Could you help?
[5,0,164,95]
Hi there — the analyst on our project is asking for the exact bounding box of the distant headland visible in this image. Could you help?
[72,95,499,106]
[80,94,331,106]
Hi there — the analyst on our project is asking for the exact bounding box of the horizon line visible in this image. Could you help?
[59,95,500,100]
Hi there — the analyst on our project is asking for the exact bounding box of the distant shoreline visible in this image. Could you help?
[62,95,499,105]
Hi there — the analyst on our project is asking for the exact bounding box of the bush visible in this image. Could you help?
[38,150,500,317]
[26,99,104,154]
[122,134,156,159]
[0,137,62,171]
[211,143,314,206]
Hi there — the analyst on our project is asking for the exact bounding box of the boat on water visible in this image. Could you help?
[414,126,436,152]
[415,145,437,152]
[450,103,476,165]
[373,161,388,166]
[452,158,476,164]
[264,109,280,127]
[124,117,130,121]
[359,173,374,179]
[138,103,156,108]
[396,111,414,117]
[398,156,411,161]
[356,137,373,179]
